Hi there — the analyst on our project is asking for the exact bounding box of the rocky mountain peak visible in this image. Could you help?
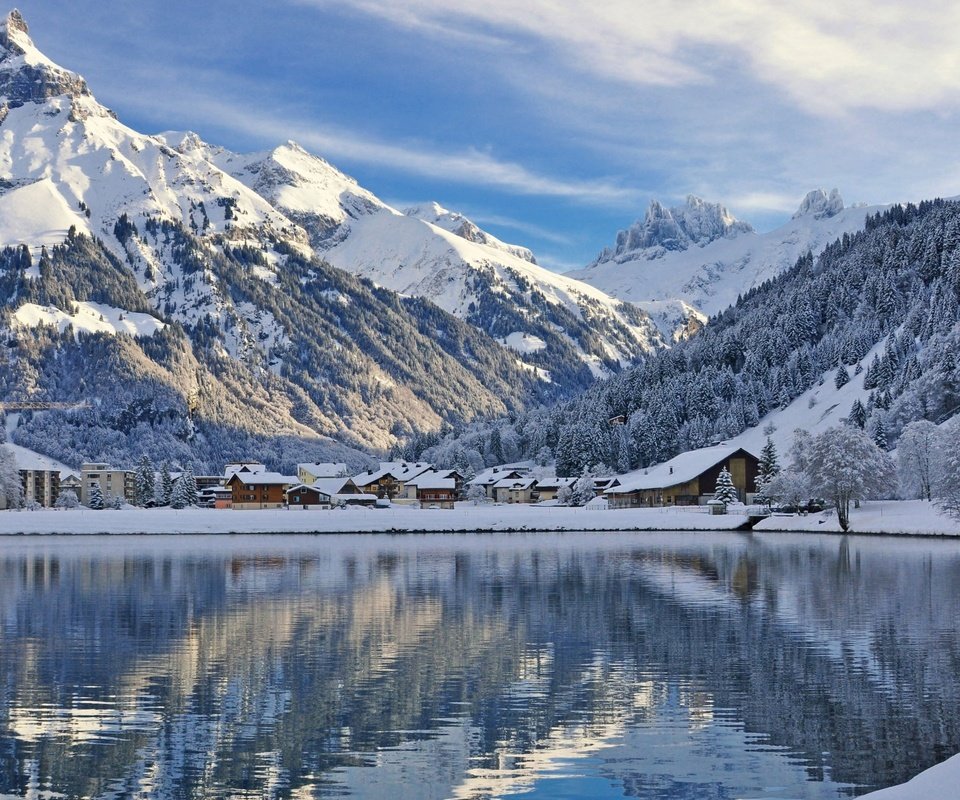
[793,188,844,220]
[0,9,92,106]
[599,195,754,263]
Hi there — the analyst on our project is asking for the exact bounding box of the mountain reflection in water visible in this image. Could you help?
[0,531,958,800]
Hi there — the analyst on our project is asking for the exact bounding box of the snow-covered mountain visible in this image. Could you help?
[0,10,596,466]
[206,140,663,377]
[570,191,888,333]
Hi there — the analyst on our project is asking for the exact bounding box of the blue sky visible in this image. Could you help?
[15,1,960,270]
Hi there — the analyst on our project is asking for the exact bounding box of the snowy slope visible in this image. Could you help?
[404,202,537,264]
[571,191,888,327]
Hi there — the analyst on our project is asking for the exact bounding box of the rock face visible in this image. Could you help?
[0,10,92,107]
[595,195,754,264]
[793,188,844,220]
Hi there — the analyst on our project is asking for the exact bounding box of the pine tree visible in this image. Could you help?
[834,364,850,390]
[135,455,155,507]
[713,467,738,505]
[871,417,888,450]
[181,468,198,506]
[158,461,173,506]
[754,437,780,502]
[88,482,104,510]
[848,399,868,428]
[170,475,188,509]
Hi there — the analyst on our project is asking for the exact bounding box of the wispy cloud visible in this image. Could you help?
[114,88,643,205]
[292,0,960,116]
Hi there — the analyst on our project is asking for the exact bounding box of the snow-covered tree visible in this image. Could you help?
[180,468,199,507]
[88,482,104,510]
[764,468,813,509]
[834,365,850,390]
[557,483,574,506]
[0,445,24,510]
[571,466,597,507]
[897,420,938,500]
[54,489,79,509]
[157,461,173,506]
[754,437,780,503]
[934,419,960,518]
[805,426,897,531]
[170,475,188,509]
[135,455,155,506]
[713,467,738,505]
[871,417,888,450]
[466,484,488,505]
[848,399,868,429]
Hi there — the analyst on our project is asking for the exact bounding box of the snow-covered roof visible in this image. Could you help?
[494,477,538,490]
[606,444,758,494]
[536,476,578,490]
[353,461,433,485]
[228,471,296,486]
[467,464,530,487]
[411,476,457,491]
[224,462,267,477]
[406,469,460,488]
[297,462,347,478]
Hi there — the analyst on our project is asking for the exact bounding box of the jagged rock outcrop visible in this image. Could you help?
[793,188,844,219]
[594,195,754,264]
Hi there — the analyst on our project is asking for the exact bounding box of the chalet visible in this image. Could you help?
[467,465,531,500]
[286,477,376,509]
[352,462,433,500]
[605,444,760,509]
[226,470,298,510]
[405,471,459,508]
[492,477,539,504]
[297,462,348,484]
[533,476,577,502]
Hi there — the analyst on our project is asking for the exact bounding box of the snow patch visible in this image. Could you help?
[12,301,165,339]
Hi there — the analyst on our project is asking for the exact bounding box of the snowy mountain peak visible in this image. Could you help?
[594,195,754,265]
[793,188,844,219]
[0,9,92,106]
[404,202,537,264]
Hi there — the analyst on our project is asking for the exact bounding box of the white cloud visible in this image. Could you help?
[293,0,960,115]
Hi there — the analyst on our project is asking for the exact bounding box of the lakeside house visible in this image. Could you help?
[492,477,539,504]
[80,462,135,506]
[286,477,377,509]
[226,468,298,510]
[605,444,760,509]
[533,476,577,502]
[352,462,434,500]
[467,465,531,500]
[296,462,348,484]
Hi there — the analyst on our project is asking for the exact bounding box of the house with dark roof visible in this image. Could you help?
[605,444,760,509]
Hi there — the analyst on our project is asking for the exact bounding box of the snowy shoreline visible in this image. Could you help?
[1,499,959,537]
[0,505,750,536]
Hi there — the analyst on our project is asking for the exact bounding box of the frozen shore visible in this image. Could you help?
[0,505,749,536]
[860,752,960,798]
[752,499,960,537]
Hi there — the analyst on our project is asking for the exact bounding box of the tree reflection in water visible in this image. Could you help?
[0,531,958,799]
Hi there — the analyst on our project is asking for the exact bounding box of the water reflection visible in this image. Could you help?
[0,531,958,799]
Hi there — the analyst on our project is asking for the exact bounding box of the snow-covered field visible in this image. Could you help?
[2,501,958,536]
[0,505,748,536]
[753,500,960,537]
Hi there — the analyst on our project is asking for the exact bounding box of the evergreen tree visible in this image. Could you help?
[181,468,199,506]
[848,399,867,429]
[754,437,780,502]
[135,455,155,506]
[170,475,188,509]
[0,445,24,510]
[871,417,888,450]
[88,482,104,510]
[571,465,597,507]
[713,467,738,505]
[158,461,173,506]
[834,364,850,389]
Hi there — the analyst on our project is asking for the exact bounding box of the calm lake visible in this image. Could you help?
[1,531,958,799]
